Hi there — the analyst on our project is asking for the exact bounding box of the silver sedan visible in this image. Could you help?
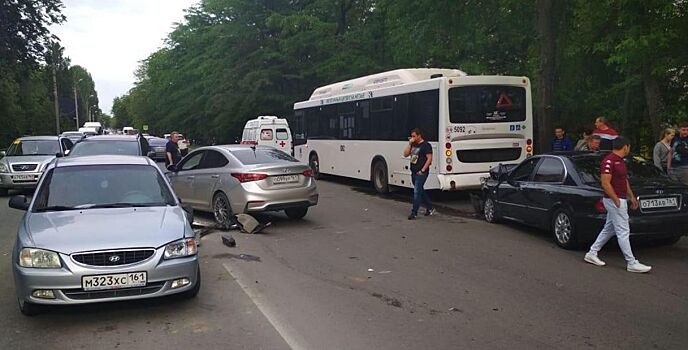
[9,155,200,316]
[166,145,318,227]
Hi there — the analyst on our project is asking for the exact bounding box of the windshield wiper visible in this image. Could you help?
[34,205,78,212]
[80,202,167,209]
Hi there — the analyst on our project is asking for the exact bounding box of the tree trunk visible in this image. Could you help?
[643,67,664,141]
[52,65,60,135]
[535,0,558,153]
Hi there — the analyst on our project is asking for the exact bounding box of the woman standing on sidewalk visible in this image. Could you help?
[653,128,674,174]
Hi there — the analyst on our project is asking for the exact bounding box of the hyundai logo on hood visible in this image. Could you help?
[108,255,121,263]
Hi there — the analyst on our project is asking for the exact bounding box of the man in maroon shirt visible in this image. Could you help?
[584,137,652,273]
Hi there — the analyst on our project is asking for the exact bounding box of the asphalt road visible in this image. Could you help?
[1,178,687,350]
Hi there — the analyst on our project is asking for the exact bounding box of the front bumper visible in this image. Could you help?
[230,180,319,214]
[13,249,199,305]
[0,172,42,189]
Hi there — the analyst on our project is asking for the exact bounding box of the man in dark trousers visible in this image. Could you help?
[403,128,435,220]
[166,131,182,167]
[584,137,651,273]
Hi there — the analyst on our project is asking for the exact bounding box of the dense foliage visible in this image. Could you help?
[114,0,687,150]
[0,0,100,147]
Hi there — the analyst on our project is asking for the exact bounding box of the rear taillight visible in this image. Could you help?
[231,173,268,183]
[303,169,313,177]
[595,199,606,213]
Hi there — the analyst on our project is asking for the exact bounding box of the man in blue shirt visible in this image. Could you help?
[670,123,688,184]
[551,126,573,152]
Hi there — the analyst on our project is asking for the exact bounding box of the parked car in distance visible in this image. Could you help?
[82,122,102,134]
[0,136,73,196]
[78,127,98,137]
[481,152,688,249]
[8,155,199,316]
[60,131,86,144]
[166,145,318,227]
[145,136,168,162]
[69,135,153,158]
[241,116,293,154]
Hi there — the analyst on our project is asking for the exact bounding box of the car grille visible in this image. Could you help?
[72,249,155,266]
[11,164,38,172]
[62,282,165,300]
[457,148,522,163]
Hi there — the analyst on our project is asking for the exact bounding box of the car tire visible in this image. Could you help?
[552,209,579,250]
[0,188,8,197]
[213,192,234,230]
[181,268,201,299]
[372,160,390,194]
[483,197,501,223]
[285,207,308,220]
[309,153,321,180]
[18,299,41,317]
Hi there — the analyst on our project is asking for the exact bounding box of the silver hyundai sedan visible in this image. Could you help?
[9,155,200,316]
[167,145,318,228]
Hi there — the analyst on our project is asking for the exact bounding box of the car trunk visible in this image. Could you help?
[244,163,311,190]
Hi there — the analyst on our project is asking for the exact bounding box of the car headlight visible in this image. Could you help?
[0,162,8,173]
[19,248,62,268]
[163,238,197,259]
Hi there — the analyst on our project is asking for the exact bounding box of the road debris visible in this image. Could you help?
[367,268,375,272]
[235,213,271,234]
[221,235,236,248]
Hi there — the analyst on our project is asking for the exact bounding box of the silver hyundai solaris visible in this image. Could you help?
[166,145,318,228]
[0,136,73,196]
[9,155,200,316]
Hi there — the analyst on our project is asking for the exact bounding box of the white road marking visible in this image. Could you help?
[222,263,307,350]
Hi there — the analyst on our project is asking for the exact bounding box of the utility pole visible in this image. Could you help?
[73,85,79,129]
[52,65,60,135]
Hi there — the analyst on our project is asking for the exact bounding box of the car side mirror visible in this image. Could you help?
[9,195,29,211]
[147,151,156,159]
[181,204,194,224]
[55,152,63,158]
[167,164,178,172]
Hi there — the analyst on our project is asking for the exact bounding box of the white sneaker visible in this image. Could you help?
[627,261,652,273]
[584,253,606,266]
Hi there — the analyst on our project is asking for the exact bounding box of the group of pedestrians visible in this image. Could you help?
[551,116,616,152]
[654,123,688,184]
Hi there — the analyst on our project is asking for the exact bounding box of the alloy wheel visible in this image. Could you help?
[554,212,572,244]
[484,198,495,222]
[213,195,230,226]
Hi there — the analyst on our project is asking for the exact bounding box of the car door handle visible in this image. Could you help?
[211,175,220,179]
[186,176,195,180]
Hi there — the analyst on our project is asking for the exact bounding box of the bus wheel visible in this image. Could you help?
[372,160,390,194]
[309,153,321,179]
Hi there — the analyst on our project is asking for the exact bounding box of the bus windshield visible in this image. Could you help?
[449,85,526,124]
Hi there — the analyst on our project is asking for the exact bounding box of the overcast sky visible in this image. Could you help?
[51,0,198,114]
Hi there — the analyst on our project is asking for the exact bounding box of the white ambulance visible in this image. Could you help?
[241,116,293,154]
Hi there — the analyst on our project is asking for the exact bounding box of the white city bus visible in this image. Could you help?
[289,68,533,192]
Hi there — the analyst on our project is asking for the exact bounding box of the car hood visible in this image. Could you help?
[24,206,187,254]
[4,155,55,167]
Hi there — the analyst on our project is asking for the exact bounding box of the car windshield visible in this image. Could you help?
[231,148,298,165]
[32,164,176,212]
[6,140,60,156]
[70,140,139,156]
[574,155,665,186]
